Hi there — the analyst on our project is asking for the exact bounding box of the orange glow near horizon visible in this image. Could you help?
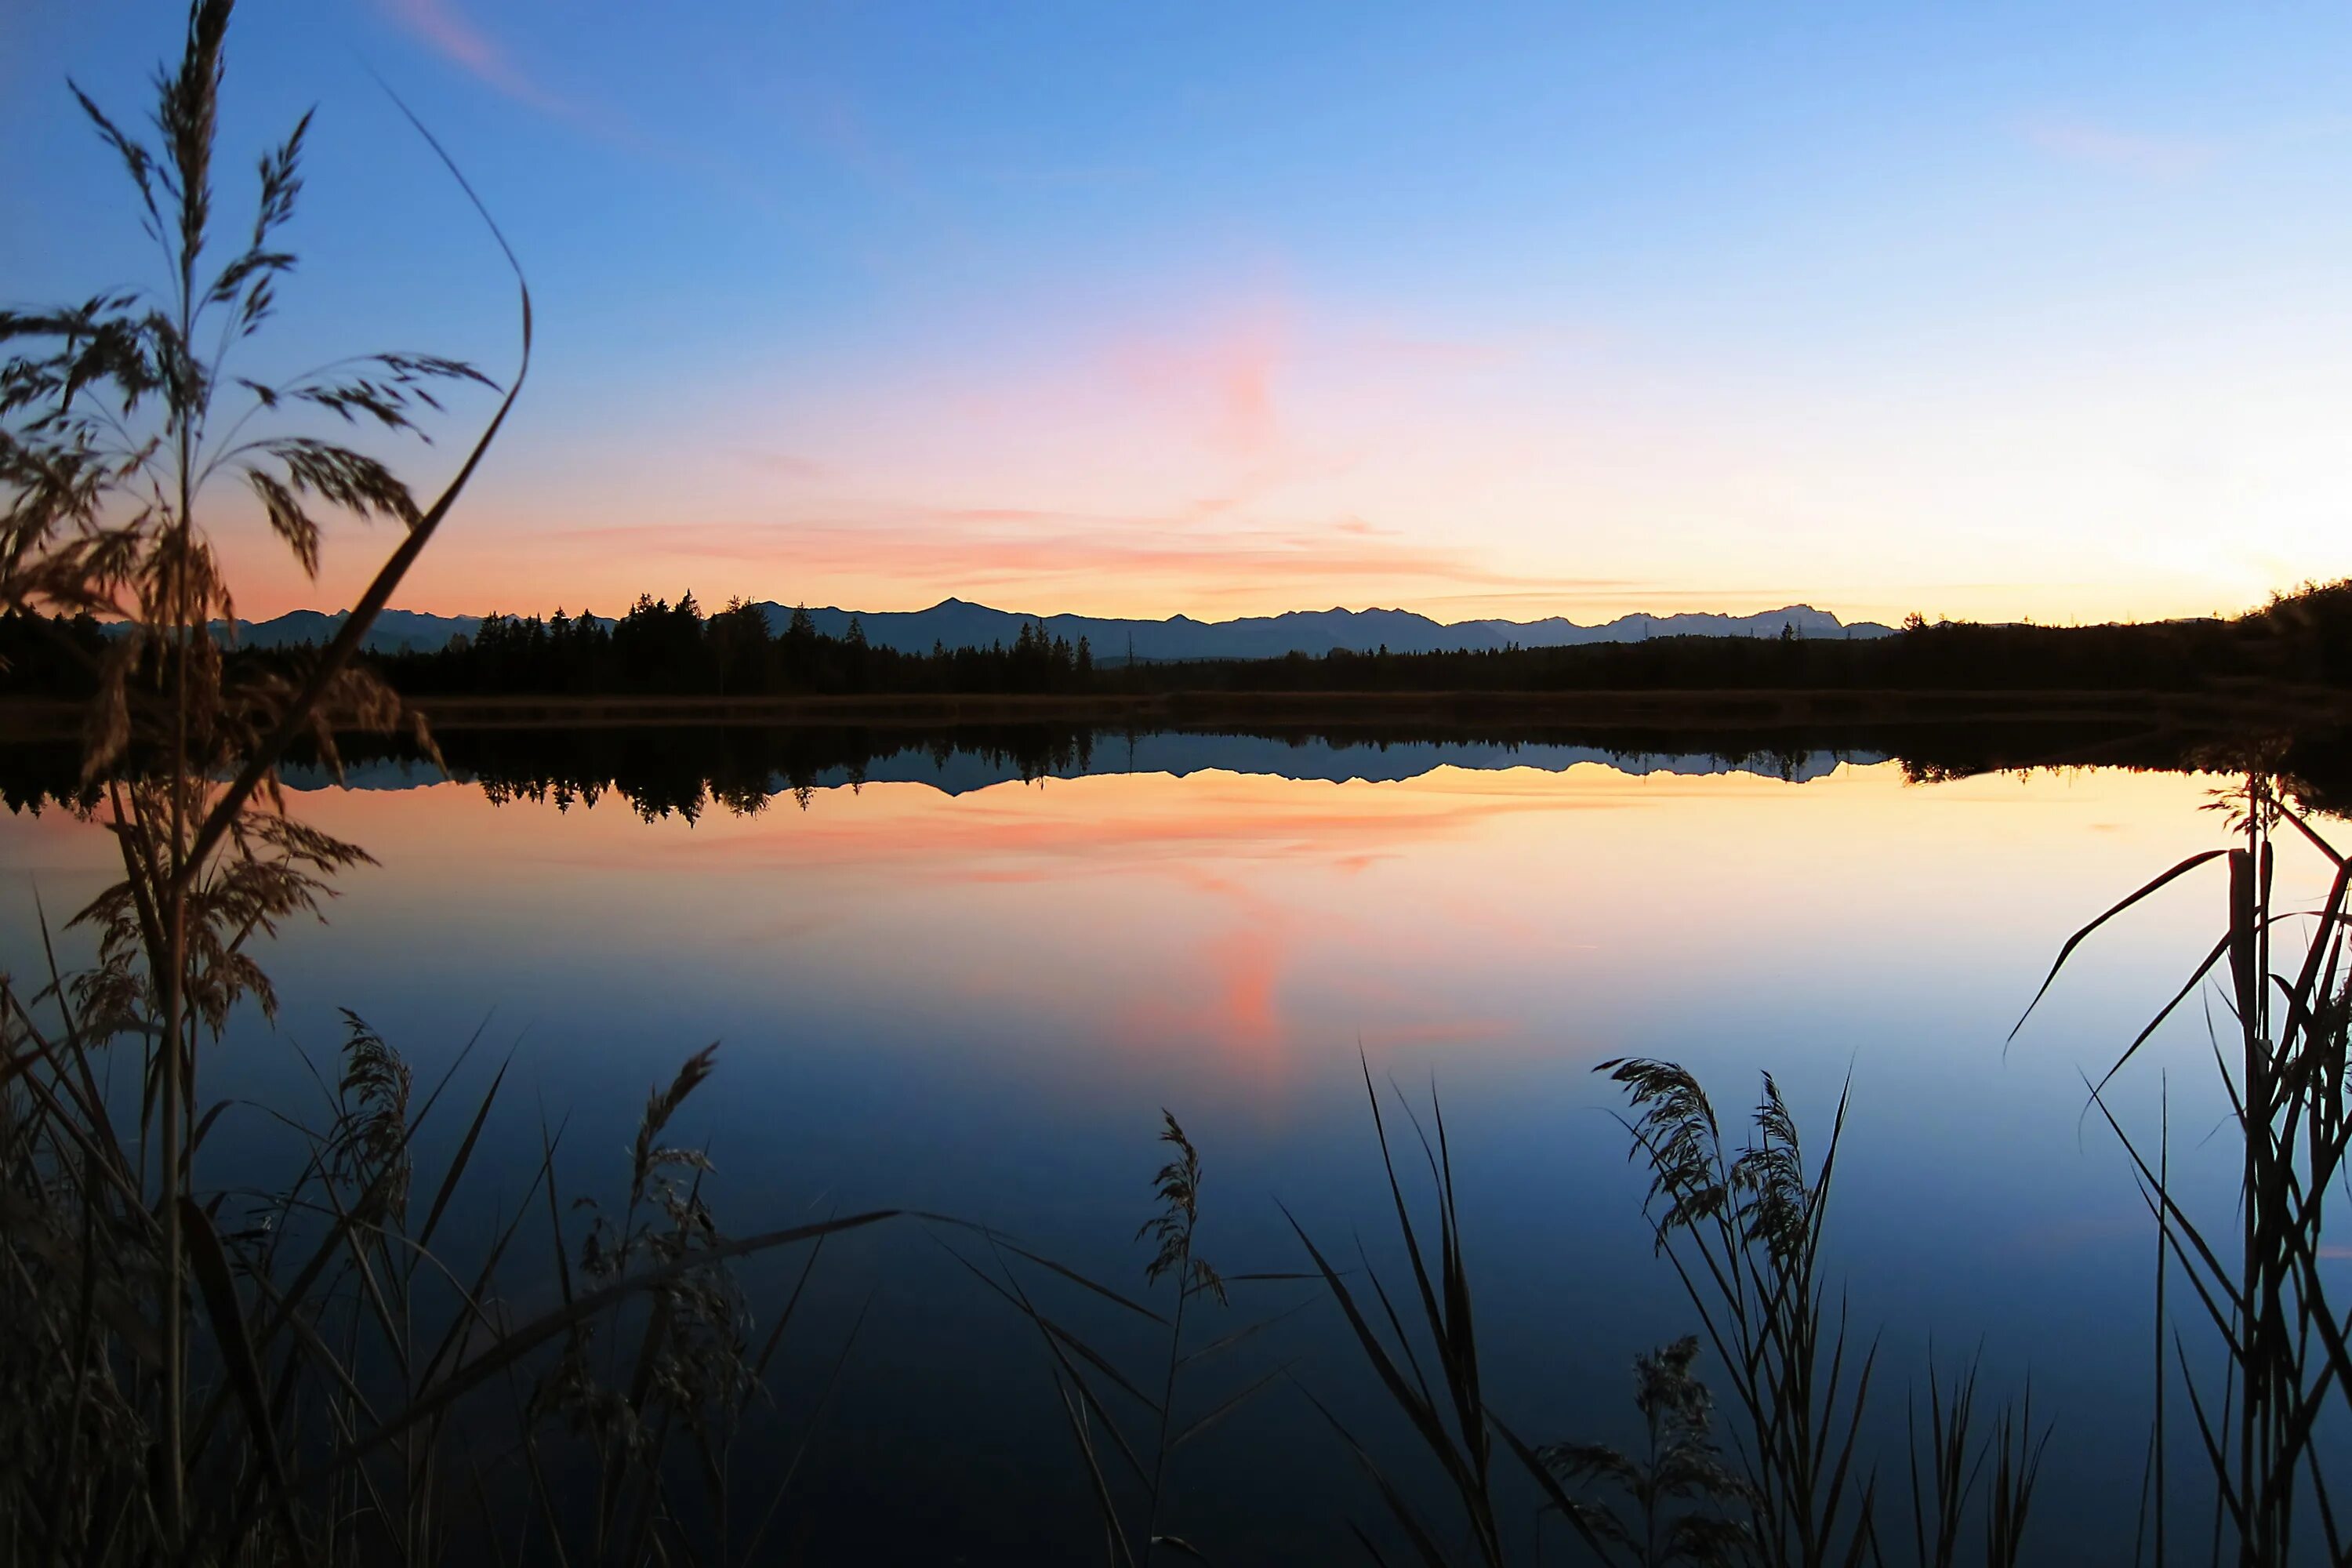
[4,756,2299,1109]
[212,501,2311,632]
[194,285,2347,633]
[25,3,2352,637]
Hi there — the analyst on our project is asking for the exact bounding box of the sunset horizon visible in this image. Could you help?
[14,4,2352,630]
[7,6,2350,1561]
[198,583,2266,632]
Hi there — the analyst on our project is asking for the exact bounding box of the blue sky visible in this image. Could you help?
[8,2,2352,622]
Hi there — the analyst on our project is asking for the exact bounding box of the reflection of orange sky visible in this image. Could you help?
[0,760,2296,1116]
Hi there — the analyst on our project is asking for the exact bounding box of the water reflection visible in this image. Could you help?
[9,714,2347,822]
[0,728,2338,1559]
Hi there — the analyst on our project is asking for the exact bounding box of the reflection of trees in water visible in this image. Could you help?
[430,724,1101,822]
[434,725,1102,823]
[1893,723,2352,808]
[456,725,1112,822]
[6,720,2351,821]
[0,740,98,817]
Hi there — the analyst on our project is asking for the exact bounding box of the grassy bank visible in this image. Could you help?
[8,682,2350,742]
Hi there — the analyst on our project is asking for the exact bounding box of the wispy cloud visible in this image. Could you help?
[537,506,1624,612]
[2019,116,2217,180]
[1105,306,1291,459]
[978,163,1155,191]
[729,448,831,481]
[775,78,911,190]
[379,0,575,119]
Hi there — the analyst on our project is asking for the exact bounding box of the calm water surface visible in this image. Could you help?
[2,736,2326,1559]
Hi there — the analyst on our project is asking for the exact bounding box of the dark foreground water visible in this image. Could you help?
[4,728,2342,1561]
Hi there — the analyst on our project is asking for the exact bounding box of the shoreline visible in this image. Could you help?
[4,684,2349,740]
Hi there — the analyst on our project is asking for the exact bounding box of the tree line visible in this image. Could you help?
[1173,612,2297,694]
[9,579,2352,702]
[380,593,1096,696]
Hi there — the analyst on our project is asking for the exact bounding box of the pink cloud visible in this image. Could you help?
[1107,306,1290,458]
[731,449,830,481]
[1347,332,1515,372]
[380,0,574,119]
[776,80,908,189]
[2020,117,2217,180]
[532,508,1628,608]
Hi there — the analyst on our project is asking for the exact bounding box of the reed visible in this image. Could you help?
[1280,1065,1631,1566]
[2,2,521,1537]
[1534,1334,1751,1566]
[0,8,887,1562]
[1280,1061,2049,1566]
[1595,1061,1878,1568]
[1589,1062,2038,1567]
[935,1111,1308,1564]
[1,965,891,1563]
[2016,771,2352,1565]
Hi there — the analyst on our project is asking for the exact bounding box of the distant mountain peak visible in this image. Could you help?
[740,597,1895,661]
[202,596,1896,659]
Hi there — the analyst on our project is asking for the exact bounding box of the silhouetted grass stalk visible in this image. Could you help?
[1281,1062,2049,1566]
[2019,772,2352,1564]
[1595,1059,1883,1568]
[933,1111,1310,1563]
[1282,1064,1639,1566]
[0,7,899,1562]
[1,0,521,1548]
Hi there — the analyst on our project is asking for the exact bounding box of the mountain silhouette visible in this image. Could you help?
[212,599,1895,658]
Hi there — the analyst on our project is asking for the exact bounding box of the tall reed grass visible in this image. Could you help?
[2016,772,2351,1564]
[1280,1065,2045,1568]
[1,8,890,1561]
[1279,767,2344,1566]
[930,1112,1319,1563]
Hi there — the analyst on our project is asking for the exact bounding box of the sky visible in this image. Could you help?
[8,2,2352,626]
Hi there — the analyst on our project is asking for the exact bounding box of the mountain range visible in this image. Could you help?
[214,599,1896,659]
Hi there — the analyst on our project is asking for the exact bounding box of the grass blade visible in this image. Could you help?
[416,1051,510,1251]
[2010,850,2228,1040]
[180,1196,299,1549]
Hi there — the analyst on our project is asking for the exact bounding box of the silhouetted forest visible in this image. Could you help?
[10,582,2352,702]
[1202,609,2325,693]
[384,579,2352,696]
[0,609,109,697]
[390,595,1096,697]
[1184,583,2352,693]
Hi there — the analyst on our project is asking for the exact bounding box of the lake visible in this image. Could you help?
[0,728,2332,1561]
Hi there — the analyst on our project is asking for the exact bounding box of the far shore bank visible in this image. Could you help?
[5,684,2349,742]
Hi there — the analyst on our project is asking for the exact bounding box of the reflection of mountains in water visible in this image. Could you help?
[9,717,2346,823]
[278,734,1881,797]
